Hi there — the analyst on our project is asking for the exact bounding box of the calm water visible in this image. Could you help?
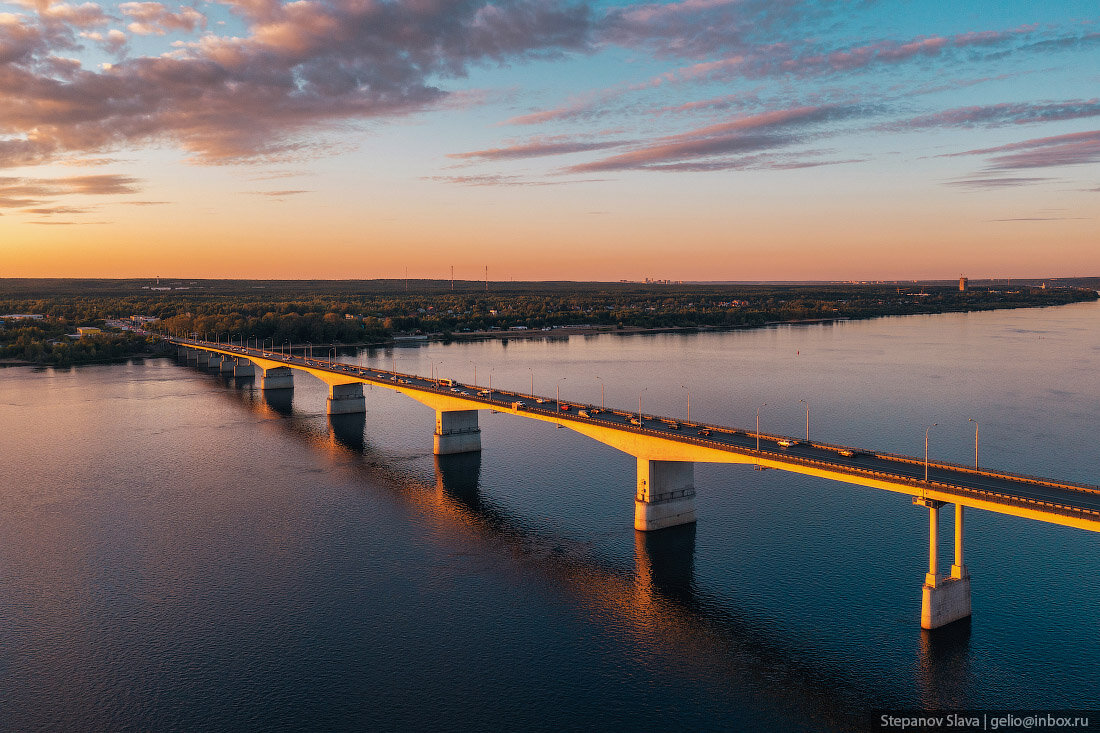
[2,302,1099,731]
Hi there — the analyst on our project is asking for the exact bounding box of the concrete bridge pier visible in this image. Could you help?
[218,356,236,374]
[635,459,696,531]
[193,351,214,368]
[183,348,199,364]
[915,498,971,630]
[232,359,255,377]
[434,410,481,455]
[327,382,365,415]
[261,366,293,390]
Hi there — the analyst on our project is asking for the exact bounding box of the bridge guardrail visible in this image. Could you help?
[171,338,1100,514]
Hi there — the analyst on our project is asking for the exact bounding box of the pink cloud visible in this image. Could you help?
[0,0,593,166]
[120,2,205,35]
[449,136,629,160]
[562,104,861,173]
[945,130,1100,171]
[888,100,1100,130]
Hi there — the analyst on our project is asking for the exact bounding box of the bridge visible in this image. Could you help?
[170,337,1100,631]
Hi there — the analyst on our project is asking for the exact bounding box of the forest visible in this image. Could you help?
[2,278,1095,365]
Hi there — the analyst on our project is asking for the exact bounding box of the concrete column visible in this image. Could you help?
[327,382,365,415]
[926,502,939,587]
[192,351,212,368]
[218,356,235,374]
[915,497,971,630]
[635,459,696,532]
[184,348,198,363]
[232,359,255,377]
[433,409,481,455]
[951,503,968,580]
[261,366,293,390]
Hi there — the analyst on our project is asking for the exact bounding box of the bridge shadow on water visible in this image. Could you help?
[187,357,978,731]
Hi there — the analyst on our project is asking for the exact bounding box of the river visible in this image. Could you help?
[2,301,1098,731]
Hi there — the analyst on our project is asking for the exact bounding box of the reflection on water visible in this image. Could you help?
[262,387,295,417]
[329,413,366,452]
[917,621,974,710]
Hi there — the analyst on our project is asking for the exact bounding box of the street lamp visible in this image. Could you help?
[638,387,648,424]
[756,403,766,454]
[680,385,691,422]
[556,377,567,410]
[800,399,809,442]
[305,341,312,358]
[595,375,605,410]
[969,418,979,469]
[924,423,938,483]
[528,367,534,396]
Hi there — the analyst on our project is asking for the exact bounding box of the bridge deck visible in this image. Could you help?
[173,339,1100,532]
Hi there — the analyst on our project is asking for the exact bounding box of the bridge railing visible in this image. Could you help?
[172,338,1100,501]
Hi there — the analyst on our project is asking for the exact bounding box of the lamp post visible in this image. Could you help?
[800,399,809,442]
[528,367,534,397]
[556,378,566,410]
[681,385,691,422]
[595,375,605,409]
[638,387,648,424]
[756,403,766,454]
[969,418,979,469]
[924,423,938,483]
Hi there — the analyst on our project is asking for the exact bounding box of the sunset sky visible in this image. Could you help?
[1,0,1097,280]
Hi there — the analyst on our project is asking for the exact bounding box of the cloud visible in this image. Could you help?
[944,177,1053,189]
[41,2,111,28]
[890,99,1100,130]
[601,0,847,60]
[120,2,205,35]
[22,205,92,214]
[424,173,606,186]
[563,104,866,173]
[645,24,1042,86]
[988,216,1091,222]
[946,130,1100,170]
[0,174,142,209]
[0,0,594,166]
[448,136,629,161]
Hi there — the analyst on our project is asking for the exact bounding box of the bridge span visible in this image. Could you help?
[171,337,1100,630]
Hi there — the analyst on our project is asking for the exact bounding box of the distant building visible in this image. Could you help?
[77,327,102,337]
[959,276,968,291]
[1,313,44,320]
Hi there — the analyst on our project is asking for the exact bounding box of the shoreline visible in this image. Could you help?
[4,298,1095,366]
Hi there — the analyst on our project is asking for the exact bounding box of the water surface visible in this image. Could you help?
[2,301,1098,731]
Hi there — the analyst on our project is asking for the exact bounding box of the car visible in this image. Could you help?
[698,429,711,436]
[777,439,797,448]
[578,410,589,417]
[838,449,855,457]
[630,418,642,426]
[536,398,546,403]
[513,401,526,409]
[559,404,571,411]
